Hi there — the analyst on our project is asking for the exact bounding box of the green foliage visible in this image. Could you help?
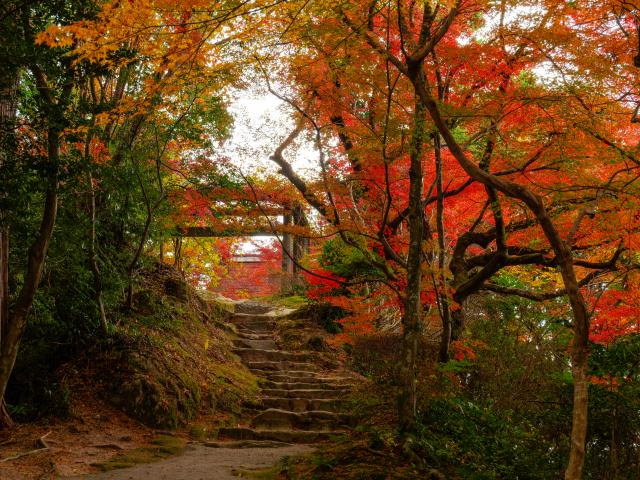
[320,237,383,280]
[417,398,565,479]
[350,334,435,385]
[2,0,239,425]
[584,334,640,479]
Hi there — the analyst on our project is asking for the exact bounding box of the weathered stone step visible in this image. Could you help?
[234,348,309,363]
[232,315,274,322]
[235,302,272,314]
[233,338,277,350]
[234,327,273,337]
[251,369,323,378]
[232,321,275,333]
[204,440,293,449]
[232,313,274,321]
[232,314,276,325]
[262,397,341,413]
[247,361,318,372]
[265,374,350,384]
[236,331,273,341]
[262,388,347,399]
[218,427,339,443]
[251,408,351,430]
[262,380,353,390]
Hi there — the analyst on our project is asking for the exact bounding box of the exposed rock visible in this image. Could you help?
[164,277,188,300]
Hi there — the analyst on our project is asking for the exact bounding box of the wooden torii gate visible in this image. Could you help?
[176,204,310,291]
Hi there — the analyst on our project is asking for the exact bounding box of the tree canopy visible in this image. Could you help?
[2,1,640,478]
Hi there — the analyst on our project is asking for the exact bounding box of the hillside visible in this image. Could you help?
[0,266,260,478]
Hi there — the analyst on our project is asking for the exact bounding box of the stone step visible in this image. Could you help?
[231,320,276,333]
[233,348,310,363]
[250,369,323,378]
[234,327,273,337]
[262,388,347,399]
[233,338,277,350]
[247,361,318,372]
[262,380,353,390]
[251,408,351,431]
[236,331,273,341]
[232,318,272,324]
[262,397,342,413]
[235,302,272,314]
[232,313,274,320]
[264,374,350,383]
[218,427,339,444]
[204,440,293,449]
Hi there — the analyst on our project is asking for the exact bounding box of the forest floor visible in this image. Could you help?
[0,389,157,478]
[0,393,312,480]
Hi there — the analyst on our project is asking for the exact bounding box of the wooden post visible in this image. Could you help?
[281,212,294,292]
[292,204,309,275]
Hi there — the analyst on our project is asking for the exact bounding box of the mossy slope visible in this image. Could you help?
[91,265,258,429]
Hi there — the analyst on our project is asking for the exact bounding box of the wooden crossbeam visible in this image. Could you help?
[177,227,276,237]
[209,207,287,217]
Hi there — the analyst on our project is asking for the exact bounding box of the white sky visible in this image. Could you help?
[221,83,318,178]
[219,84,318,253]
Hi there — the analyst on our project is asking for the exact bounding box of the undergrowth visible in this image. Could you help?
[9,263,258,430]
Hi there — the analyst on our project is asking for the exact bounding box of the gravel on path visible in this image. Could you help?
[68,443,313,480]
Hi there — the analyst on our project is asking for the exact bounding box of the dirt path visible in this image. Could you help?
[71,443,312,480]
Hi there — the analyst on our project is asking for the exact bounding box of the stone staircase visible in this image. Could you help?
[218,305,356,444]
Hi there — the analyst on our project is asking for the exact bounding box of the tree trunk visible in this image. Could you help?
[0,231,8,345]
[281,212,294,293]
[126,162,163,309]
[292,203,309,279]
[450,307,465,342]
[0,167,58,410]
[87,172,107,333]
[0,61,19,428]
[434,134,452,363]
[565,346,589,480]
[173,237,183,271]
[0,399,13,428]
[398,63,427,433]
[0,57,19,345]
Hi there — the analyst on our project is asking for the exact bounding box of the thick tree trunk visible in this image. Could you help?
[0,231,7,333]
[565,348,589,479]
[0,168,58,409]
[0,61,19,428]
[450,307,465,342]
[399,64,427,433]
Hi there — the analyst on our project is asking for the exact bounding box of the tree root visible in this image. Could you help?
[0,431,51,462]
